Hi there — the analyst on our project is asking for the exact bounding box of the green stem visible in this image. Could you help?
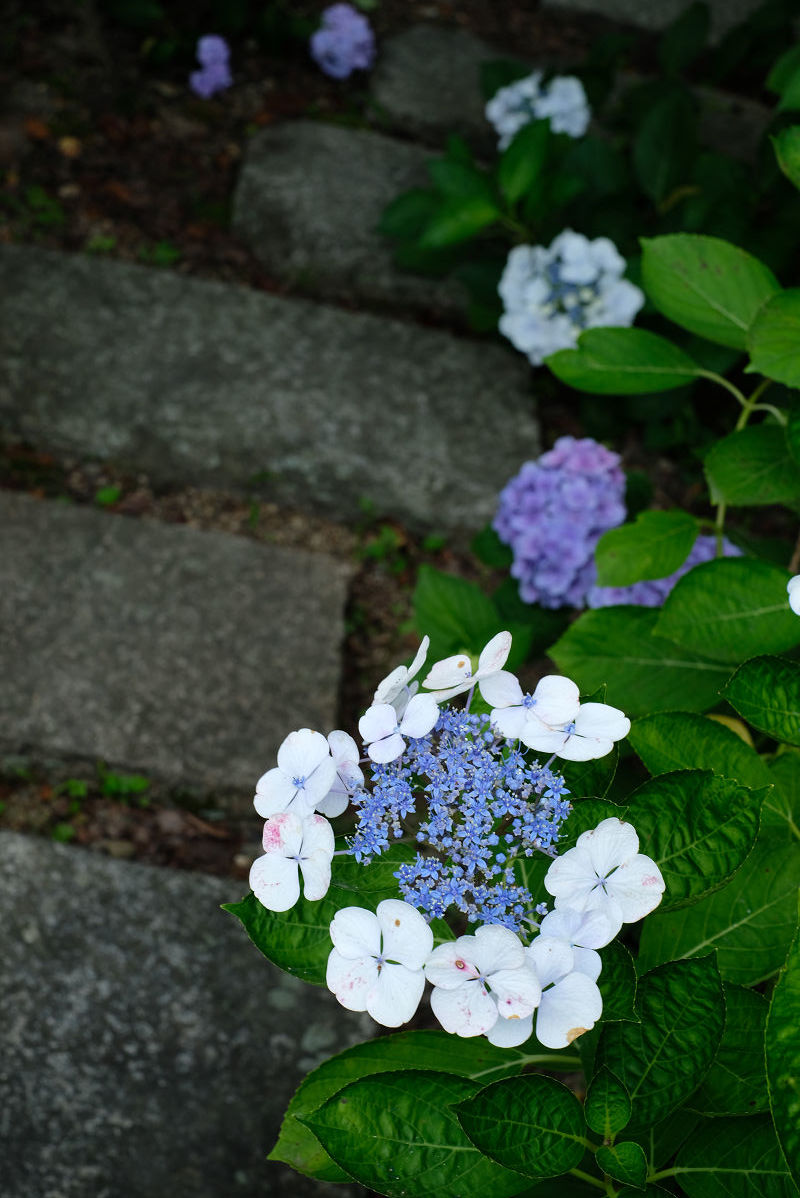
[648,1168,677,1184]
[714,378,772,544]
[734,378,771,431]
[569,1167,607,1190]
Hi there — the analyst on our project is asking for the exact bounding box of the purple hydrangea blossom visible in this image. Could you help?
[189,35,232,98]
[494,436,627,609]
[350,707,571,932]
[587,533,742,608]
[310,3,375,79]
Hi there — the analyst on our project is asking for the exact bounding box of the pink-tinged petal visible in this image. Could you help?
[480,670,524,709]
[431,980,498,1036]
[367,964,425,1027]
[299,851,332,902]
[574,702,631,743]
[577,818,639,879]
[529,936,574,988]
[367,731,406,764]
[359,702,397,745]
[277,728,330,779]
[487,1012,533,1048]
[489,964,541,1017]
[472,925,525,976]
[326,949,377,1011]
[536,973,602,1049]
[424,940,481,989]
[477,630,512,675]
[531,675,580,726]
[606,853,665,922]
[299,813,335,858]
[377,900,434,970]
[261,810,303,856]
[572,947,602,981]
[302,756,338,805]
[253,768,298,818]
[330,906,381,959]
[544,845,599,910]
[249,853,300,912]
[555,732,613,762]
[399,693,439,739]
[423,653,473,691]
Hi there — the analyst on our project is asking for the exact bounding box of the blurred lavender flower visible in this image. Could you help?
[494,436,627,609]
[499,231,645,366]
[189,35,232,99]
[588,534,743,608]
[310,3,375,79]
[486,71,590,150]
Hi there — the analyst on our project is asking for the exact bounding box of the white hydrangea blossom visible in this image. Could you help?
[421,630,512,702]
[316,730,363,818]
[425,925,541,1043]
[327,899,433,1026]
[484,672,630,762]
[249,811,334,912]
[498,231,645,367]
[544,817,665,925]
[788,575,800,615]
[373,635,429,716]
[358,692,440,764]
[253,728,338,819]
[486,71,591,150]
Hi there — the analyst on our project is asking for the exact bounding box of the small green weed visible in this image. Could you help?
[95,485,122,507]
[51,822,76,842]
[85,233,118,254]
[138,240,181,267]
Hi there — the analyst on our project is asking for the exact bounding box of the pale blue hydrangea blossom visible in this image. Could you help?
[499,231,645,366]
[310,3,375,79]
[494,436,627,608]
[189,35,232,98]
[486,71,591,150]
[789,575,800,615]
[588,533,742,608]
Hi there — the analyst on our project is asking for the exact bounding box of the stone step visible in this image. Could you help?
[540,0,762,41]
[0,490,350,807]
[0,831,369,1197]
[232,120,464,319]
[0,245,538,532]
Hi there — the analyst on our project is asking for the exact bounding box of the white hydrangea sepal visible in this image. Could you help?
[373,636,430,710]
[422,631,512,701]
[425,925,540,1039]
[254,728,338,819]
[544,817,665,925]
[359,693,439,764]
[316,729,363,818]
[788,575,800,615]
[528,936,603,1050]
[326,900,433,1027]
[249,811,334,912]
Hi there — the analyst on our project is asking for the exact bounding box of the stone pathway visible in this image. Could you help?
[0,831,369,1198]
[0,490,350,811]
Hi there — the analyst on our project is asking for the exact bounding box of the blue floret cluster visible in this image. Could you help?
[588,533,743,607]
[310,4,375,79]
[349,707,571,931]
[494,435,627,608]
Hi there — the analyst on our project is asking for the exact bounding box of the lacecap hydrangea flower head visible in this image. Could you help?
[494,435,627,608]
[247,631,664,1049]
[189,35,232,99]
[486,71,591,150]
[499,231,645,367]
[310,3,375,79]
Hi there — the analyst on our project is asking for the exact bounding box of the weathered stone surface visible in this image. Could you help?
[0,246,538,531]
[0,832,371,1197]
[233,120,463,317]
[541,0,763,41]
[371,24,500,149]
[0,491,350,801]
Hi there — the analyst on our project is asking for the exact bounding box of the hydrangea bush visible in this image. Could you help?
[309,3,375,79]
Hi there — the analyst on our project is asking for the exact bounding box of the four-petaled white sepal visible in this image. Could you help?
[316,730,364,818]
[422,631,513,702]
[327,900,434,1027]
[484,673,580,747]
[249,811,334,912]
[544,817,665,926]
[254,728,337,819]
[359,693,439,764]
